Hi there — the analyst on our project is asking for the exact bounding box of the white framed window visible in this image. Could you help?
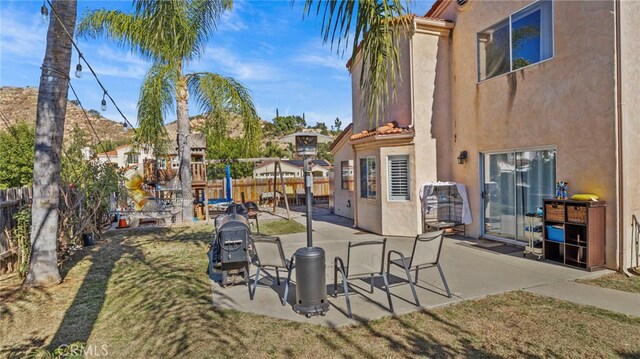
[126,152,139,165]
[341,160,354,191]
[359,157,376,199]
[388,155,410,201]
[477,0,553,81]
[157,158,167,170]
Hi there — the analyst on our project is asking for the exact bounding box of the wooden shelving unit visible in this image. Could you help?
[543,199,606,271]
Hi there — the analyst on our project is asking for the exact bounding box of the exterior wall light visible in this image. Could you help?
[457,150,468,165]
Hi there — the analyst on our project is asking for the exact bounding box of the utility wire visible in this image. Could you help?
[45,0,138,135]
[68,81,113,163]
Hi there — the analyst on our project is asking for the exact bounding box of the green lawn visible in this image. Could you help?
[578,272,640,294]
[257,219,306,236]
[1,226,639,358]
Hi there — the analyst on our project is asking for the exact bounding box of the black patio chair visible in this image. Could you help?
[334,239,393,318]
[250,236,294,306]
[386,230,452,307]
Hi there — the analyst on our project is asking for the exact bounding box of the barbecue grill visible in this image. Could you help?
[211,213,251,286]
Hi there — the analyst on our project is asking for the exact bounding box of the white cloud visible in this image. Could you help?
[295,53,346,71]
[0,12,47,65]
[196,46,281,81]
[83,46,149,79]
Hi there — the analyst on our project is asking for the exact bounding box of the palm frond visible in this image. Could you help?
[188,72,261,157]
[187,0,233,59]
[76,9,158,61]
[303,0,409,125]
[134,62,175,152]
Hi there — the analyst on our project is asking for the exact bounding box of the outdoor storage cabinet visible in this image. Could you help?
[543,199,606,271]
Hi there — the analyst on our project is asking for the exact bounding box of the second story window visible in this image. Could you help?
[127,152,139,165]
[477,0,553,81]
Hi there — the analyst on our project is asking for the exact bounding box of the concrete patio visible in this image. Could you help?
[209,208,610,327]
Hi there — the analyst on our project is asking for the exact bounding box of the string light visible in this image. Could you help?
[40,1,49,23]
[123,120,128,128]
[45,0,138,133]
[75,54,83,78]
[101,92,107,111]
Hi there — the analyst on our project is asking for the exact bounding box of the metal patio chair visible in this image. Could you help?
[250,236,294,306]
[334,239,393,318]
[386,230,452,307]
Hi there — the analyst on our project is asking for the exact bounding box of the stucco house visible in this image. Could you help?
[332,0,640,271]
[253,160,332,179]
[94,144,155,169]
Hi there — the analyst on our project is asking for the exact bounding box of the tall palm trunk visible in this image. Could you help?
[26,0,77,286]
[176,68,192,222]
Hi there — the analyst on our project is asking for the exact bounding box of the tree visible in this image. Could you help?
[334,117,342,132]
[313,122,329,135]
[304,0,409,124]
[0,122,35,189]
[272,115,306,136]
[27,0,77,287]
[78,0,260,222]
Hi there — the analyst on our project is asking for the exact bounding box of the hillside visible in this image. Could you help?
[0,86,132,146]
[0,86,340,153]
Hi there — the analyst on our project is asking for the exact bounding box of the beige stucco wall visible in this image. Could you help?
[411,24,453,188]
[332,137,355,220]
[349,19,452,237]
[619,0,640,270]
[442,0,618,267]
[379,143,420,236]
[350,30,413,133]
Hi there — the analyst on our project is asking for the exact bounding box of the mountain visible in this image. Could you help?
[0,86,132,146]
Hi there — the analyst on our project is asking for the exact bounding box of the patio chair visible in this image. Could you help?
[334,239,393,318]
[386,230,452,307]
[250,236,294,306]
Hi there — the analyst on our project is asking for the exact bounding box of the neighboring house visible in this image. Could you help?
[93,133,208,188]
[94,144,155,169]
[253,160,332,179]
[337,0,640,271]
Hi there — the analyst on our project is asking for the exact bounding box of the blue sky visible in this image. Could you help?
[0,0,434,127]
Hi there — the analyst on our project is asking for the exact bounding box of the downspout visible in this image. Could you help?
[614,0,631,276]
[409,19,416,129]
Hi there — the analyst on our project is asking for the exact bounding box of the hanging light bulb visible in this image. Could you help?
[40,2,49,23]
[75,55,82,78]
[123,121,128,129]
[75,63,82,78]
[101,92,107,111]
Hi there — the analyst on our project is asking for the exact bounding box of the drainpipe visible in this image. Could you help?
[409,20,416,129]
[614,0,631,276]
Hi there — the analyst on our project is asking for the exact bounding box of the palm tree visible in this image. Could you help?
[77,0,261,222]
[27,0,77,287]
[304,0,410,124]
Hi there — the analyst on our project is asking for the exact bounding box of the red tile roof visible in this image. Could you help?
[349,121,413,141]
[97,150,117,156]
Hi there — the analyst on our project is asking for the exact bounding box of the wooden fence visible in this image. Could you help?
[206,177,331,203]
[0,186,32,274]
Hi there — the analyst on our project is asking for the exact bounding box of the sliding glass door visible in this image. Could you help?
[483,149,556,243]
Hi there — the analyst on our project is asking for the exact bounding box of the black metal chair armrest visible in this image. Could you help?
[387,249,410,274]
